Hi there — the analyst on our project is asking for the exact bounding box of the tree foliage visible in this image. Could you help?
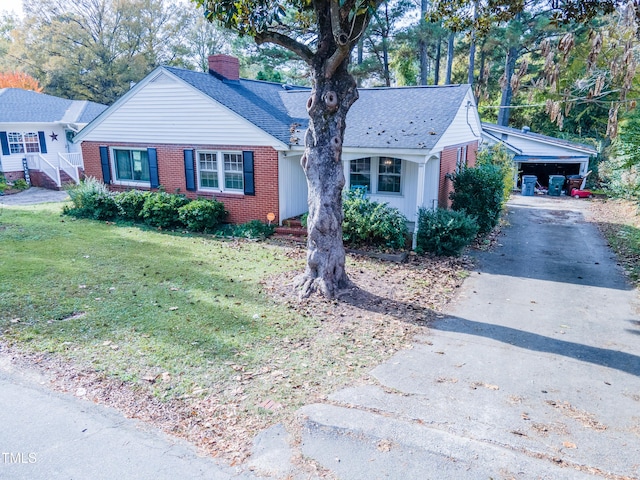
[0,71,43,91]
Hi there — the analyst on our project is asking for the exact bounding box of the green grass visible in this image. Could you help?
[603,223,640,284]
[0,203,309,398]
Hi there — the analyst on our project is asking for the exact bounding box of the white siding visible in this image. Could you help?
[424,155,440,211]
[0,123,70,172]
[499,134,588,157]
[433,89,482,151]
[81,72,282,147]
[278,153,308,222]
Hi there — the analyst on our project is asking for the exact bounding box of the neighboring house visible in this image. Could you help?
[0,88,107,188]
[481,122,598,187]
[74,55,482,231]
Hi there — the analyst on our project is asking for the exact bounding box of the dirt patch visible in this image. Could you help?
[1,247,472,466]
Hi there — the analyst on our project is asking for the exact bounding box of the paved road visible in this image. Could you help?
[300,195,640,479]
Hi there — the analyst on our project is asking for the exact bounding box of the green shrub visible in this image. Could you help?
[63,177,118,220]
[114,190,150,221]
[450,164,504,235]
[12,178,29,190]
[178,198,227,232]
[476,144,515,204]
[342,188,408,250]
[416,208,479,256]
[214,220,274,239]
[141,192,191,229]
[300,212,308,228]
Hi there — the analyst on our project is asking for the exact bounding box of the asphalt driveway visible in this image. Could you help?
[300,195,640,479]
[0,187,69,206]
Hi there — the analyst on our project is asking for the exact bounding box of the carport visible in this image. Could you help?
[481,123,597,189]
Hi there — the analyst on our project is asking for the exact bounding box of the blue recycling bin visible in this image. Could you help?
[521,175,537,196]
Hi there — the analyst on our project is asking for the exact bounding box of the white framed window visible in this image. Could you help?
[8,132,24,154]
[349,157,402,195]
[349,157,371,192]
[8,132,41,154]
[24,132,40,153]
[196,150,244,193]
[198,151,218,189]
[378,157,402,193]
[456,145,467,173]
[112,148,150,184]
[224,152,244,191]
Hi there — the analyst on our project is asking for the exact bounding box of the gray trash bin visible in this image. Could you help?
[521,175,537,196]
[548,175,565,196]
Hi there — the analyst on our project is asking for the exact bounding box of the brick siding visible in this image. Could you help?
[438,140,479,208]
[82,141,280,224]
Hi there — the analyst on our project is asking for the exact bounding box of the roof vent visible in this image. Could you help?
[521,126,531,133]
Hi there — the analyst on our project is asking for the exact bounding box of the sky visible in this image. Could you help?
[0,0,23,17]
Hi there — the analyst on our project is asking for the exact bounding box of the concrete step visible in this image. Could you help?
[274,226,307,237]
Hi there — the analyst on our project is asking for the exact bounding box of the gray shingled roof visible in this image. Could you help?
[482,122,597,155]
[0,88,107,124]
[165,67,308,145]
[165,67,470,149]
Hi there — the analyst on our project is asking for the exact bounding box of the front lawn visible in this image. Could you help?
[0,202,470,462]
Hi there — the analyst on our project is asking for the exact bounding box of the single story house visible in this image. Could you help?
[481,122,598,187]
[73,55,482,229]
[0,88,107,188]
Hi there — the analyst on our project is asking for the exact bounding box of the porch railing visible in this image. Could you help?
[58,153,80,184]
[60,152,83,168]
[26,153,61,187]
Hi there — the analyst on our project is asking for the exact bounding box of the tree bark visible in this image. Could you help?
[419,0,428,85]
[467,0,479,85]
[434,36,441,85]
[445,32,454,85]
[295,59,358,298]
[497,45,517,126]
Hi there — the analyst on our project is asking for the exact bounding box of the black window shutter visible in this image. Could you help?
[242,151,255,196]
[148,148,159,188]
[184,149,195,191]
[99,146,111,184]
[38,131,47,154]
[0,132,9,155]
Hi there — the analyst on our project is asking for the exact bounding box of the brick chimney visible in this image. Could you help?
[208,54,240,81]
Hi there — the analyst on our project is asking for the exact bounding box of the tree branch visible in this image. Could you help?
[324,44,350,78]
[255,31,314,64]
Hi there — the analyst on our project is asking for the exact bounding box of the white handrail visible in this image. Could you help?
[61,152,83,168]
[28,153,60,187]
[58,153,80,184]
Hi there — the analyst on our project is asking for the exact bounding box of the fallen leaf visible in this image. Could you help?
[75,387,87,397]
[102,340,112,346]
[563,441,577,449]
[168,306,179,311]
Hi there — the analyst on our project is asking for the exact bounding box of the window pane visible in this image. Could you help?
[8,132,24,154]
[132,150,149,181]
[378,175,401,193]
[24,132,40,153]
[200,171,218,188]
[350,158,371,191]
[115,150,133,180]
[223,153,243,190]
[378,158,401,193]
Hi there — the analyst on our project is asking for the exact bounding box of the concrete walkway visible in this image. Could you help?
[300,196,640,479]
[0,187,69,206]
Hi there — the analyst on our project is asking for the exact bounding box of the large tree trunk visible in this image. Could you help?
[497,46,517,126]
[419,0,428,85]
[467,0,479,85]
[296,60,358,298]
[445,32,454,85]
[434,36,441,85]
